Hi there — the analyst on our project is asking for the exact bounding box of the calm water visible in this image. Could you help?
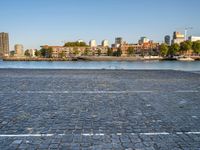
[0,60,200,71]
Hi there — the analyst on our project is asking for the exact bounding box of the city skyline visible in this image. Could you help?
[1,0,200,50]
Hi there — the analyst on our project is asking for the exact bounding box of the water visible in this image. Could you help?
[0,60,200,71]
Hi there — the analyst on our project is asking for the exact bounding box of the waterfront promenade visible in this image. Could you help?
[0,69,200,149]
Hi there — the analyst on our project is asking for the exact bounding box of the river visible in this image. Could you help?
[0,60,200,71]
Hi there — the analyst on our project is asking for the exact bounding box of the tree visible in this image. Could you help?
[73,48,79,56]
[107,48,113,56]
[35,50,41,57]
[40,48,53,58]
[180,41,192,52]
[84,48,90,56]
[192,41,200,55]
[47,47,53,58]
[168,43,180,56]
[64,42,87,47]
[113,48,122,57]
[97,49,101,56]
[159,43,169,57]
[127,47,135,56]
[24,50,31,57]
[116,48,122,57]
[59,51,65,58]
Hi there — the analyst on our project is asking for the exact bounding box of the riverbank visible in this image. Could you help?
[2,56,162,61]
[2,56,200,61]
[2,57,70,61]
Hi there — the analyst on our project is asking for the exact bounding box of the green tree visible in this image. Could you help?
[84,48,90,56]
[40,47,53,58]
[35,50,41,57]
[113,48,122,57]
[168,43,180,56]
[192,41,200,54]
[64,42,87,47]
[73,48,79,56]
[59,51,65,58]
[159,43,169,57]
[97,49,101,56]
[127,47,135,56]
[40,48,46,57]
[107,48,113,56]
[116,48,122,57]
[180,41,192,52]
[47,47,53,58]
[24,50,31,57]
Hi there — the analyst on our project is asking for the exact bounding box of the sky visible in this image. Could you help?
[1,0,200,50]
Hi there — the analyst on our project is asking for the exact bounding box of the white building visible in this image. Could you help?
[77,39,84,43]
[188,36,200,42]
[89,40,97,47]
[14,44,24,57]
[102,40,109,47]
[29,49,36,57]
[172,31,185,44]
[172,39,185,45]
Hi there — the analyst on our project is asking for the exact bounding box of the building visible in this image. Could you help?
[14,44,24,57]
[172,31,185,44]
[102,40,109,47]
[29,49,36,57]
[117,44,141,56]
[77,39,84,43]
[41,45,87,58]
[89,40,97,48]
[115,37,123,45]
[95,46,109,56]
[164,35,171,45]
[139,37,150,44]
[0,32,9,57]
[188,36,200,42]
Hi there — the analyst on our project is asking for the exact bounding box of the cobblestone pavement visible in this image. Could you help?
[0,69,200,150]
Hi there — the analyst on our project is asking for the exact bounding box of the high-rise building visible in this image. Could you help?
[102,40,109,47]
[14,44,24,57]
[115,37,123,45]
[0,32,9,57]
[164,35,171,45]
[89,40,97,47]
[139,37,150,44]
[172,31,185,44]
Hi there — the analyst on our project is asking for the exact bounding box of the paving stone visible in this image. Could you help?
[0,69,200,149]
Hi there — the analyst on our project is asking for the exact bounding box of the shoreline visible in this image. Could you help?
[1,56,200,61]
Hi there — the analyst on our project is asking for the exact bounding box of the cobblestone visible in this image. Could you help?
[0,69,200,149]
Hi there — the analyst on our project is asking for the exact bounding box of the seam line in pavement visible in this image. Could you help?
[0,90,199,94]
[0,132,200,137]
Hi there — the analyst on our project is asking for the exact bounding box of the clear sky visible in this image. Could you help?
[1,0,200,50]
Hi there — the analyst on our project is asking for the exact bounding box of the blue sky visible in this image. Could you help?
[1,0,200,50]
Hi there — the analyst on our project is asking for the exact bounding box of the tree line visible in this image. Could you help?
[160,41,200,57]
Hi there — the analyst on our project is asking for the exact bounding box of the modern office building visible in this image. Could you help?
[114,37,124,48]
[89,40,97,47]
[188,36,200,42]
[0,32,9,57]
[172,31,185,44]
[102,40,109,47]
[164,35,171,45]
[14,44,24,57]
[115,37,123,45]
[139,37,150,44]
